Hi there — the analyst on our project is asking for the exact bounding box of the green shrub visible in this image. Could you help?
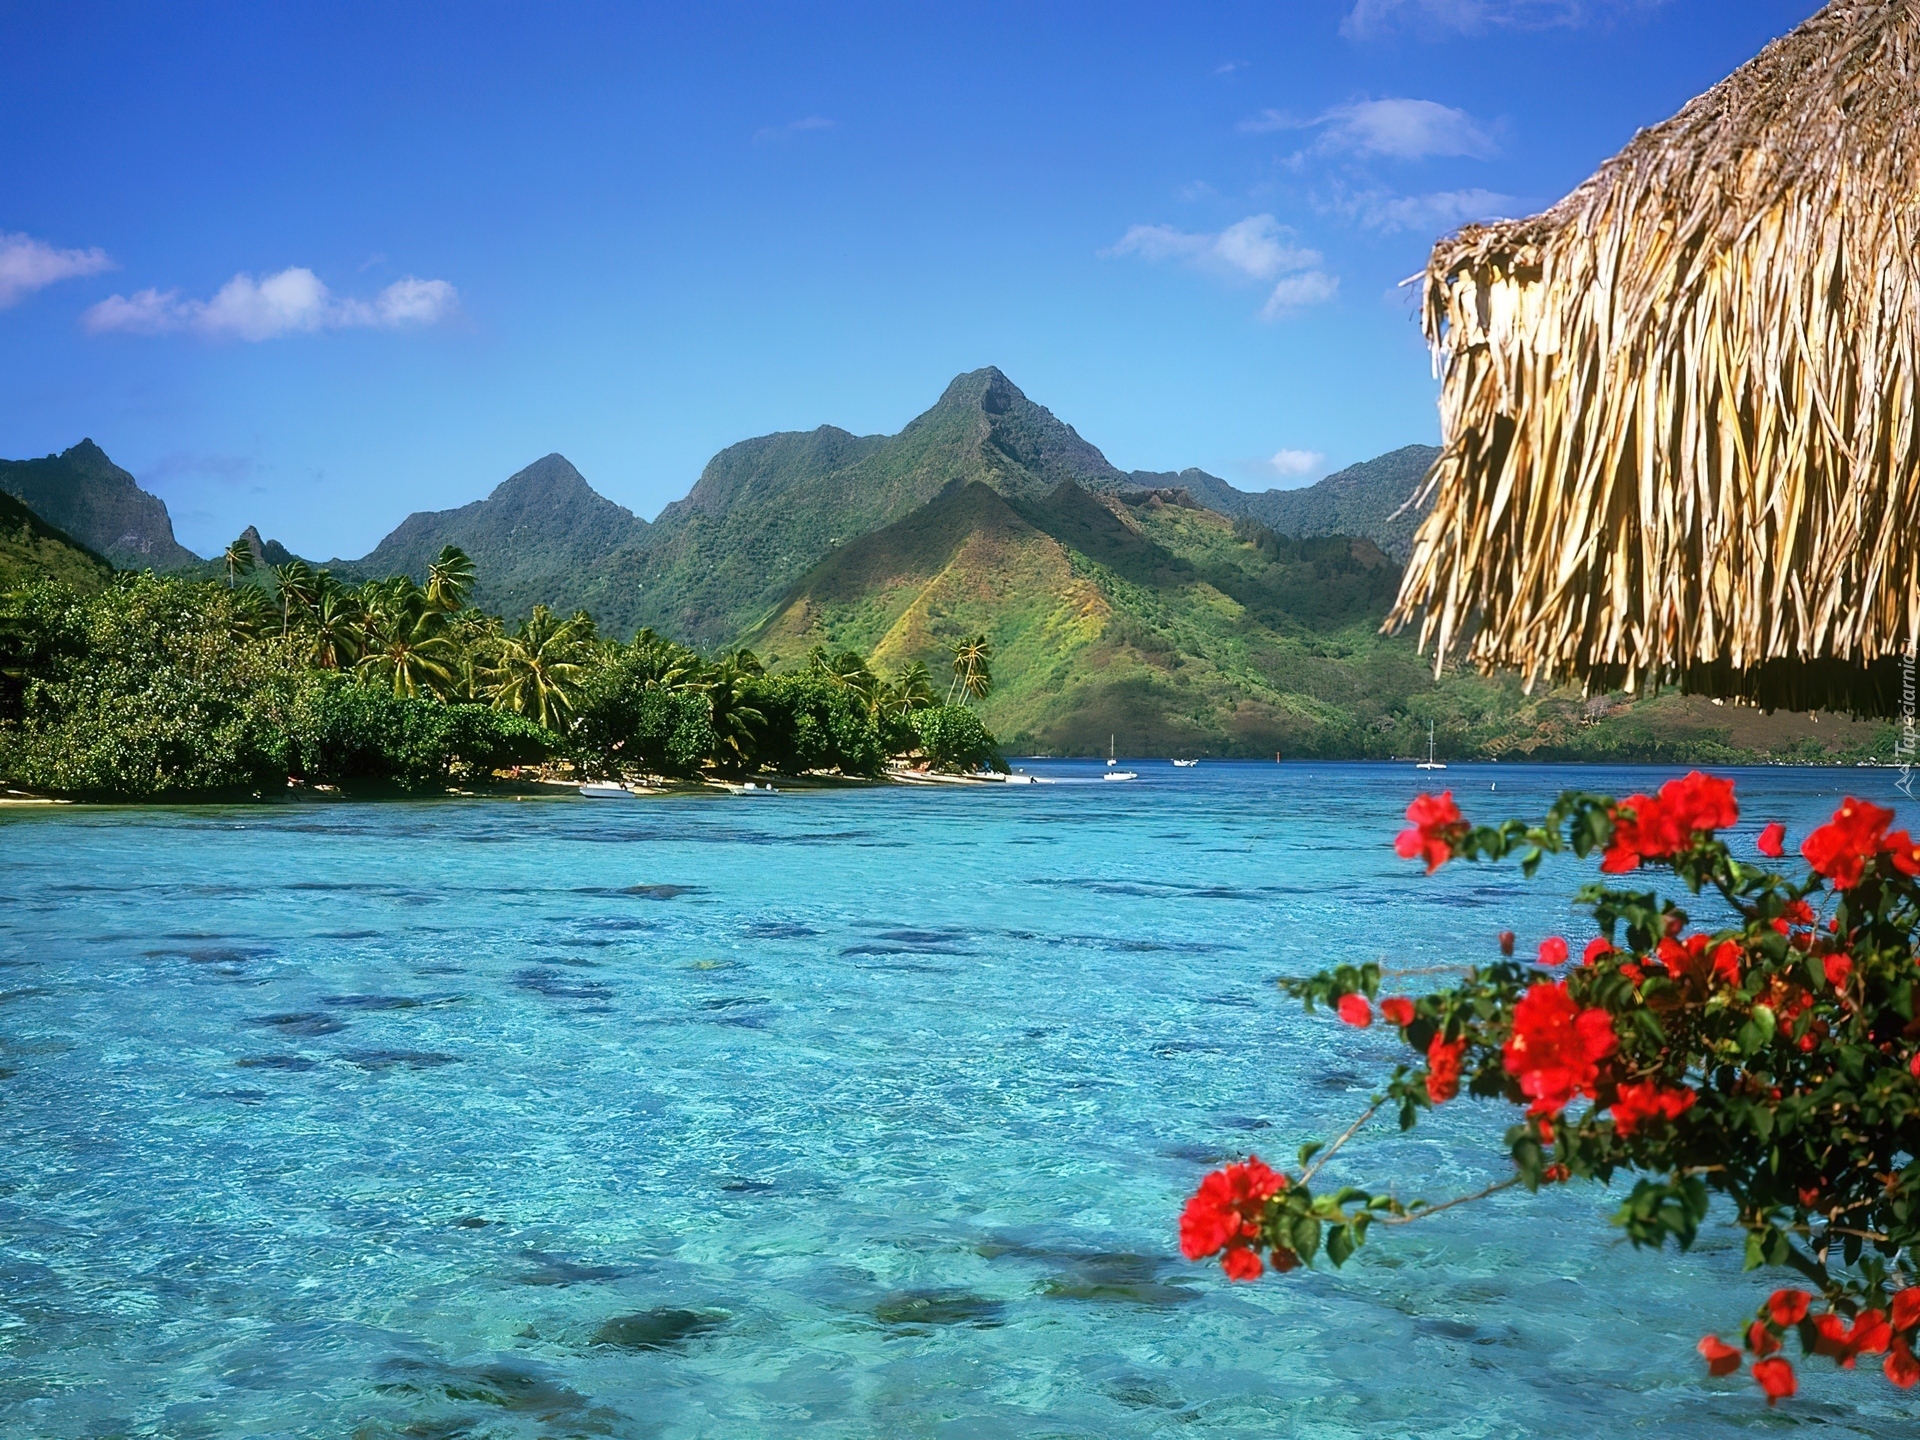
[746,675,886,776]
[0,576,296,798]
[571,658,716,778]
[909,705,1005,773]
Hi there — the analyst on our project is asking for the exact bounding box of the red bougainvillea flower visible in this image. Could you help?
[1395,791,1466,873]
[1337,994,1372,1028]
[1379,997,1414,1028]
[1179,1157,1285,1264]
[1220,1245,1263,1281]
[1710,940,1742,988]
[1758,822,1786,858]
[1697,1335,1741,1376]
[1892,1288,1920,1332]
[1802,798,1897,888]
[1582,936,1613,965]
[1746,1321,1780,1357]
[1425,1034,1465,1104]
[1813,1310,1891,1367]
[1890,829,1920,877]
[1769,1290,1811,1326]
[1610,1080,1696,1137]
[1752,1357,1796,1404]
[1887,1342,1920,1389]
[1601,771,1739,872]
[1823,952,1854,990]
[1502,982,1617,1116]
[1538,936,1569,966]
[1663,770,1739,833]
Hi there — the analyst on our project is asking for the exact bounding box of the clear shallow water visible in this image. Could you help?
[1,762,1913,1438]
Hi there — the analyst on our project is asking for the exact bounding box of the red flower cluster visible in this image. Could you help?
[1337,994,1373,1027]
[1395,791,1467,873]
[1698,1334,1741,1376]
[1649,933,1743,990]
[1610,1080,1695,1137]
[1537,936,1569,965]
[1379,997,1414,1028]
[1812,1309,1891,1368]
[1801,798,1920,889]
[1600,771,1739,873]
[1179,1157,1288,1280]
[1502,982,1617,1116]
[1425,1033,1465,1103]
[1758,822,1786,858]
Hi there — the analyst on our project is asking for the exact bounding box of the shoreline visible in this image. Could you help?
[0,754,1905,809]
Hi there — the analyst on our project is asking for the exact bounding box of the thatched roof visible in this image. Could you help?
[1389,0,1920,714]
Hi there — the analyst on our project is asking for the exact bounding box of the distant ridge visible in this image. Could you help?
[1126,444,1440,560]
[0,440,197,569]
[581,366,1147,643]
[342,453,646,618]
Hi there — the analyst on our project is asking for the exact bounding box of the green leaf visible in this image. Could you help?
[1326,1224,1355,1268]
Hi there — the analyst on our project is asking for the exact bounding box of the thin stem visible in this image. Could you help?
[1380,1175,1522,1225]
[1299,1101,1382,1187]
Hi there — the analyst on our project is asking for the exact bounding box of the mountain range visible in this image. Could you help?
[0,369,1886,760]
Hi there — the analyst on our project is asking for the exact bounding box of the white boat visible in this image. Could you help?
[1416,722,1447,771]
[579,781,634,799]
[1103,769,1139,782]
[1172,758,1198,767]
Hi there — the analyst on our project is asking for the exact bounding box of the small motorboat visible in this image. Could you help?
[1172,758,1198,768]
[1103,769,1139,782]
[579,781,634,799]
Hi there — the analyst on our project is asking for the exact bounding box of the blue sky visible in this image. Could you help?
[1,0,1821,559]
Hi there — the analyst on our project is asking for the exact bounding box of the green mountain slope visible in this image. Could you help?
[0,490,116,591]
[743,479,1883,762]
[0,440,198,569]
[342,454,645,618]
[580,367,1132,644]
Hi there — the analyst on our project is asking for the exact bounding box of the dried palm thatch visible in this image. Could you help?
[1390,0,1920,715]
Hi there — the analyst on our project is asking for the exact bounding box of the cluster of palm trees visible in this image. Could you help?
[223,538,597,729]
[219,535,997,741]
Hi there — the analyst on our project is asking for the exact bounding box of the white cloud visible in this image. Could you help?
[1106,215,1338,322]
[1244,97,1496,160]
[0,232,115,308]
[1330,184,1517,233]
[83,267,459,341]
[1341,0,1665,39]
[1106,214,1317,283]
[754,115,836,144]
[1267,448,1325,477]
[1261,271,1340,318]
[1174,180,1219,202]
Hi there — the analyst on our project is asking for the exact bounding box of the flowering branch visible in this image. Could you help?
[1176,775,1920,1405]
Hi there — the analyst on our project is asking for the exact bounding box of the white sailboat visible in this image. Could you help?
[1416,722,1447,771]
[1104,735,1137,781]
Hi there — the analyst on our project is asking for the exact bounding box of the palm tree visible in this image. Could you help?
[307,589,362,670]
[703,654,766,772]
[628,629,703,692]
[272,559,318,636]
[947,633,993,705]
[894,661,935,710]
[812,648,877,703]
[425,545,476,612]
[223,535,256,588]
[355,588,457,698]
[478,605,595,730]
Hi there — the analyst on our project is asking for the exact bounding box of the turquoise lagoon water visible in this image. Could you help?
[2,762,1914,1438]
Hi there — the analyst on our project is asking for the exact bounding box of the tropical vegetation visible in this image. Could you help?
[0,545,1004,799]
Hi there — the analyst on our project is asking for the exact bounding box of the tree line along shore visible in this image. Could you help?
[0,542,1003,802]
